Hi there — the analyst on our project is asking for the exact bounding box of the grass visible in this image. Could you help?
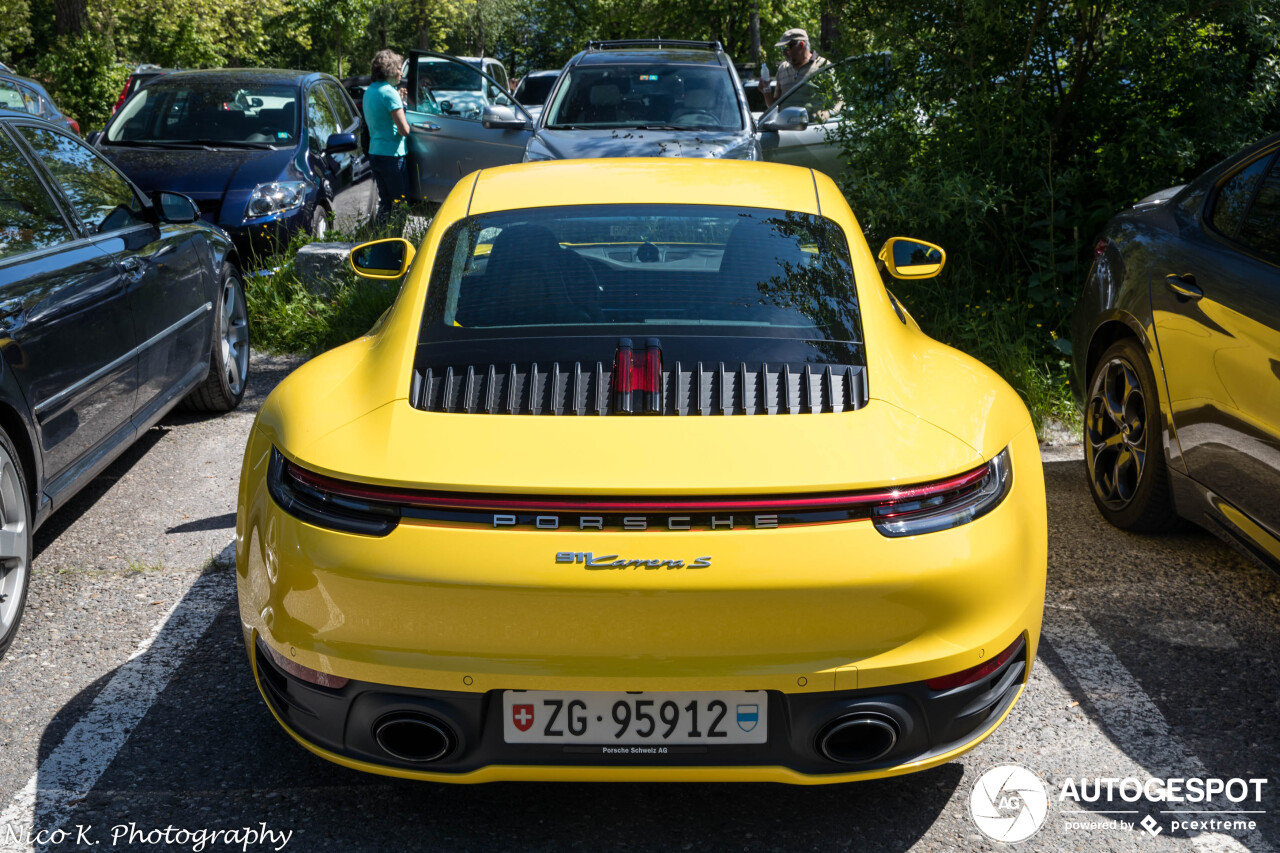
[245,206,418,356]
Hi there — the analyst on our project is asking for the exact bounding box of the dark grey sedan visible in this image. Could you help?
[1071,132,1280,566]
[0,115,249,658]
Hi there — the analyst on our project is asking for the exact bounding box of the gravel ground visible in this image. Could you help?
[0,353,1275,853]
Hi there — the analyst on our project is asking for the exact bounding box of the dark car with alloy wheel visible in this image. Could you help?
[0,114,250,658]
[91,69,374,265]
[1071,132,1280,566]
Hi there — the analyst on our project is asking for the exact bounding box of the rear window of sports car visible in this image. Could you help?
[420,204,862,343]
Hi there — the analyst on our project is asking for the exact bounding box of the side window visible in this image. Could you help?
[17,85,41,116]
[0,130,74,258]
[322,81,355,130]
[306,86,340,150]
[0,80,24,112]
[1237,157,1280,256]
[777,62,843,121]
[1210,154,1271,240]
[18,126,147,235]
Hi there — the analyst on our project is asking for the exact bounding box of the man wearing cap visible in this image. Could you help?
[760,27,829,108]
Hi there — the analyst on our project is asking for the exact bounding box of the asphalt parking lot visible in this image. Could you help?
[0,352,1276,853]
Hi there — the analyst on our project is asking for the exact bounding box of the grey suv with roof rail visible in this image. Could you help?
[401,41,762,202]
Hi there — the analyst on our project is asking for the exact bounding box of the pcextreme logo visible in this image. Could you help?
[969,765,1050,843]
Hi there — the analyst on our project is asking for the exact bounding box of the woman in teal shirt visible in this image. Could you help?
[363,49,412,223]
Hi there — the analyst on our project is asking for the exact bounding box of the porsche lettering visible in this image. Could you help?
[494,514,779,530]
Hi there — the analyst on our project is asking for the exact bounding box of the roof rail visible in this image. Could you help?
[585,39,724,52]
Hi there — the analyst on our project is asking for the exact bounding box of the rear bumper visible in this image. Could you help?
[237,423,1046,782]
[252,631,1030,783]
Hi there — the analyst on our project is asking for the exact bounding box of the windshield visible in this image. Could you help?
[422,204,861,342]
[106,80,298,146]
[415,58,485,92]
[515,74,557,106]
[544,65,743,130]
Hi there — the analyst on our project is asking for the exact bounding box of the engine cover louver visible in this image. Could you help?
[410,362,868,415]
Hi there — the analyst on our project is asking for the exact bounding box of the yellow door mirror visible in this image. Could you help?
[350,238,416,279]
[878,237,946,280]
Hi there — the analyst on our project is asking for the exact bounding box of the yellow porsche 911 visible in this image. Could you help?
[236,159,1046,784]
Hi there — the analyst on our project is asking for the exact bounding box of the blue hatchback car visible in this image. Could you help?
[93,69,375,263]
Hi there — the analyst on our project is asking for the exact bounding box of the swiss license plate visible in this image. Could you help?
[502,690,767,745]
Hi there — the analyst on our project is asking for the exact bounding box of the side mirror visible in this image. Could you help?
[324,132,358,155]
[351,238,416,279]
[86,130,103,146]
[152,190,200,223]
[878,237,946,280]
[482,105,528,130]
[761,106,809,132]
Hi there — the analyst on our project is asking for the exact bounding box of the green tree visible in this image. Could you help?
[826,0,1279,422]
[0,0,32,66]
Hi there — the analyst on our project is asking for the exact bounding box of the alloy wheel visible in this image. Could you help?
[0,443,28,639]
[1086,356,1148,508]
[220,276,249,398]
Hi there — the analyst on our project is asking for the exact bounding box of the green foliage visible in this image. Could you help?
[31,31,129,130]
[246,210,413,355]
[830,0,1279,430]
[109,0,291,69]
[0,0,32,65]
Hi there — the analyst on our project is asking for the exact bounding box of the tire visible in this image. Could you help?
[0,428,32,660]
[184,263,250,413]
[1084,338,1178,532]
[310,204,329,240]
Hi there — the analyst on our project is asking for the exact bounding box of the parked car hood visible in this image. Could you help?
[531,128,757,161]
[98,144,295,196]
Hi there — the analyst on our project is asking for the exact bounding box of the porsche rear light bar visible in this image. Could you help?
[267,447,1013,537]
[926,634,1025,692]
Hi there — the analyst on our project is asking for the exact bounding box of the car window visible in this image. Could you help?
[514,74,556,107]
[422,203,860,342]
[0,80,24,112]
[1236,155,1280,256]
[18,126,148,235]
[775,62,843,122]
[321,80,356,130]
[16,84,41,116]
[1210,154,1271,240]
[544,64,743,131]
[415,58,490,121]
[306,85,340,150]
[0,130,74,258]
[108,81,298,146]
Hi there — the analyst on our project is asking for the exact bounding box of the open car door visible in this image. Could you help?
[406,51,533,202]
[757,60,847,181]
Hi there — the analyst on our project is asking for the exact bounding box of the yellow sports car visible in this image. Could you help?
[236,159,1046,784]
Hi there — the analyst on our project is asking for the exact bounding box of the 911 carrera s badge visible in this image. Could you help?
[556,552,711,570]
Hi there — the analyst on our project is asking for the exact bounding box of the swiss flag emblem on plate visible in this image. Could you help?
[512,704,535,732]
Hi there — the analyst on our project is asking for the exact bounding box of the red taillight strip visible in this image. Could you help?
[925,635,1025,691]
[284,460,990,514]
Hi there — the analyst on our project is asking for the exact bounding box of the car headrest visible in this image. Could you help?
[589,85,621,107]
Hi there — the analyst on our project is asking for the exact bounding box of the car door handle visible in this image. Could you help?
[120,257,146,280]
[1165,273,1202,300]
[413,122,441,133]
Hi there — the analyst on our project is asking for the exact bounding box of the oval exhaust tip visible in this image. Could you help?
[374,713,454,763]
[818,713,899,764]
